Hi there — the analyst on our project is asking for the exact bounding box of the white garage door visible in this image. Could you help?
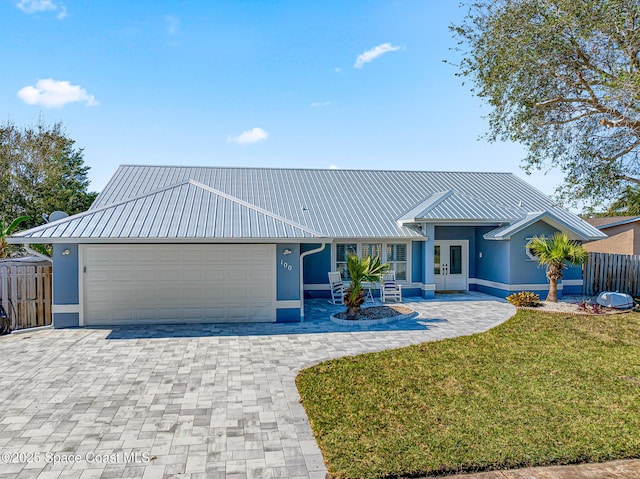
[82,244,276,325]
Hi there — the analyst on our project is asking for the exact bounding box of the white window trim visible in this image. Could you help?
[332,241,412,283]
[525,237,538,261]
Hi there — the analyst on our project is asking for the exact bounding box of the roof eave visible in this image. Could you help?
[8,237,334,245]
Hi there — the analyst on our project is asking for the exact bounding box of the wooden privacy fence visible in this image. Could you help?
[583,252,640,297]
[0,259,52,330]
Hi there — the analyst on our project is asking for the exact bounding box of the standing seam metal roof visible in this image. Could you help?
[13,165,606,241]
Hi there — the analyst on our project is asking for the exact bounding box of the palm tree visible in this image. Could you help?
[607,185,640,216]
[344,254,389,319]
[528,232,587,303]
[0,216,29,259]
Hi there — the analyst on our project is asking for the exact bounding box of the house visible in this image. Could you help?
[8,166,605,328]
[583,216,640,255]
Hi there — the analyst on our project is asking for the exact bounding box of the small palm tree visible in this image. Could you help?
[528,232,587,303]
[0,216,29,259]
[344,254,389,319]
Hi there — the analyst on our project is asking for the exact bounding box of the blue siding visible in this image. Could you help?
[52,244,79,304]
[476,228,510,284]
[53,312,79,328]
[276,308,301,323]
[509,222,558,285]
[423,225,435,298]
[276,244,300,301]
[302,243,331,284]
[412,241,423,283]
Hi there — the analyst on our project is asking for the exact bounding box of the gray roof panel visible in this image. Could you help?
[12,166,605,241]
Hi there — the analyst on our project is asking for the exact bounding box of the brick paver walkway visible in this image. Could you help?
[0,293,514,479]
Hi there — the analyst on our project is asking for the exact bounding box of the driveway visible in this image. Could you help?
[0,294,514,479]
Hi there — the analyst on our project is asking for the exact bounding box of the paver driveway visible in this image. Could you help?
[0,294,514,479]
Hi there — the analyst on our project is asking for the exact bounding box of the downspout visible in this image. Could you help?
[25,244,52,263]
[299,242,327,322]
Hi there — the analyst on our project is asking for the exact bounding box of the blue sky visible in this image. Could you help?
[2,0,565,196]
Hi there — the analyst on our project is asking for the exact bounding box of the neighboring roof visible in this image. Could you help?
[10,165,606,242]
[585,216,640,229]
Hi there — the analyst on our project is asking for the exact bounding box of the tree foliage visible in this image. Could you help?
[607,184,640,214]
[528,232,587,302]
[452,0,640,206]
[0,119,96,230]
[0,216,29,259]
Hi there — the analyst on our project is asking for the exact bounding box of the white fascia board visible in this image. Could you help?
[7,237,334,245]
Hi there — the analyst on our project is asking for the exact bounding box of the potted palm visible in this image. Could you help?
[344,254,389,319]
[528,232,587,302]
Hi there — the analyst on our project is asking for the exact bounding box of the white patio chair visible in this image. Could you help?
[380,271,402,303]
[328,271,345,305]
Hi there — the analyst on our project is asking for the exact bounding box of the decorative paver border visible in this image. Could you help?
[329,310,418,326]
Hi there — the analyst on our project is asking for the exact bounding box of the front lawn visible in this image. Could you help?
[296,310,640,479]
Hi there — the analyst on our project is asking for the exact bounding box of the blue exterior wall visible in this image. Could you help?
[411,241,423,283]
[276,244,301,322]
[301,243,331,298]
[52,244,80,328]
[423,225,435,298]
[474,227,510,296]
[509,222,558,285]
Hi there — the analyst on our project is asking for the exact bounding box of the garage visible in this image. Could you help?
[82,244,276,325]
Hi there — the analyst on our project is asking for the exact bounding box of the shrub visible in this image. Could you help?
[506,291,541,307]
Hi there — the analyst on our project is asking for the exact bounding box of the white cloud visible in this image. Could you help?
[165,14,180,36]
[354,43,401,69]
[310,101,330,108]
[17,0,66,19]
[228,127,269,145]
[17,79,98,108]
[329,164,340,170]
[334,67,342,73]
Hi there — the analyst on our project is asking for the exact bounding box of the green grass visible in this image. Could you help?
[296,310,640,479]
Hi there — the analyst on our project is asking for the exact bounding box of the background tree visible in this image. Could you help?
[0,119,96,230]
[606,185,640,215]
[528,232,587,302]
[452,0,640,207]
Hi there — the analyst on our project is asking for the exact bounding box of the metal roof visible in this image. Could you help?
[585,215,640,229]
[11,180,323,242]
[11,165,606,242]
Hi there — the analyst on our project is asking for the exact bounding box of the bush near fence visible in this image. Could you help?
[0,258,52,330]
[583,252,640,297]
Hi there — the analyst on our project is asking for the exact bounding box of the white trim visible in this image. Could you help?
[421,283,436,291]
[563,279,583,286]
[276,300,301,309]
[469,278,562,291]
[9,237,331,245]
[332,240,412,283]
[52,304,80,314]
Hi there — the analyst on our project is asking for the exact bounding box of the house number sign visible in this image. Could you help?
[280,259,293,271]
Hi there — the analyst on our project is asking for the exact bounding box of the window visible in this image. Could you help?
[525,238,538,261]
[336,243,357,280]
[335,242,408,281]
[386,243,407,280]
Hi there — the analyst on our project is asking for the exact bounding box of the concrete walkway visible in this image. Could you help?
[0,293,515,479]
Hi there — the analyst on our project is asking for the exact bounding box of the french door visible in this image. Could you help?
[434,240,468,291]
